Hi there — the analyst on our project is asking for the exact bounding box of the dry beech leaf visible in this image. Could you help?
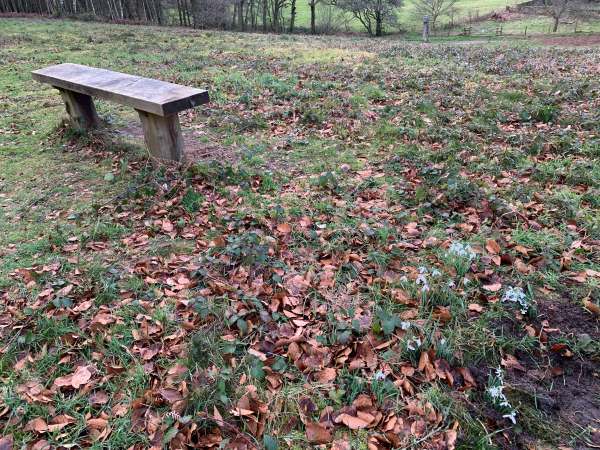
[276,223,292,234]
[486,239,501,255]
[468,303,483,313]
[314,367,337,383]
[483,283,502,292]
[335,413,370,430]
[583,299,600,316]
[54,365,92,389]
[305,422,332,444]
[24,418,48,433]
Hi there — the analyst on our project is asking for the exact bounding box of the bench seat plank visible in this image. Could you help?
[32,63,209,116]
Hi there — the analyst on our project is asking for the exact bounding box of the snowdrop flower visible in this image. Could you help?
[503,411,517,424]
[418,266,428,274]
[406,337,422,351]
[447,242,476,260]
[487,368,518,425]
[431,268,442,277]
[487,386,502,398]
[502,286,530,314]
[448,280,456,288]
[400,321,411,330]
[373,370,386,381]
[415,273,430,293]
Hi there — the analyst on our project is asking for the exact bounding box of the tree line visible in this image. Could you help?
[0,0,469,36]
[1,0,594,36]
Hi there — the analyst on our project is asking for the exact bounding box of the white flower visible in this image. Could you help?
[447,242,476,260]
[431,269,442,277]
[503,411,517,424]
[373,370,386,381]
[400,321,411,330]
[502,286,530,314]
[487,368,518,425]
[406,337,422,351]
[487,386,502,398]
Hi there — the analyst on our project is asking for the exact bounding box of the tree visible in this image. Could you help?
[412,0,457,30]
[289,0,296,31]
[544,0,570,32]
[336,0,403,36]
[308,0,319,33]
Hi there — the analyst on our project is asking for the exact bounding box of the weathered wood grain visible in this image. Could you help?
[32,63,209,116]
[58,88,99,129]
[137,110,184,162]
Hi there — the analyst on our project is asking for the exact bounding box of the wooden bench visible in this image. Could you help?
[32,63,209,162]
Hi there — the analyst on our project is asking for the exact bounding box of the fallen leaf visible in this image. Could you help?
[486,239,501,254]
[335,413,370,430]
[483,282,502,292]
[305,422,332,444]
[24,418,48,433]
[468,303,483,313]
[583,299,600,316]
[277,223,292,234]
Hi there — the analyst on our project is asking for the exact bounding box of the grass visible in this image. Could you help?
[0,17,599,449]
[284,0,523,33]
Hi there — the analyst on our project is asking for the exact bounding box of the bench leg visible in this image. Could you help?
[137,110,183,162]
[58,88,99,129]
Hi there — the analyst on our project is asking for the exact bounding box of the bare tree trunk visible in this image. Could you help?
[289,0,295,32]
[375,10,382,36]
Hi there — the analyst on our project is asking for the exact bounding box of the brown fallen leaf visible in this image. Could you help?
[314,367,337,383]
[468,303,483,313]
[159,388,183,404]
[486,239,501,255]
[87,417,108,430]
[276,223,292,234]
[24,417,48,433]
[335,413,370,430]
[305,422,332,444]
[162,220,174,233]
[483,282,502,292]
[54,365,92,389]
[501,354,526,372]
[89,391,109,406]
[47,414,75,432]
[583,299,600,316]
[331,440,351,450]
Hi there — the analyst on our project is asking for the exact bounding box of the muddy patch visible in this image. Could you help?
[537,296,600,337]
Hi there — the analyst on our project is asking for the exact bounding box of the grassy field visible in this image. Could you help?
[470,15,600,35]
[286,0,522,32]
[1,18,600,449]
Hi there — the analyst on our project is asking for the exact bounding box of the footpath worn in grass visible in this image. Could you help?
[1,18,599,449]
